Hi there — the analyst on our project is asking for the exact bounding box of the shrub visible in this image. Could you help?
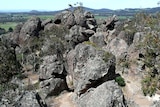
[115,76,126,87]
[83,41,97,47]
[141,74,159,96]
[102,52,113,62]
[0,83,18,95]
[0,37,21,83]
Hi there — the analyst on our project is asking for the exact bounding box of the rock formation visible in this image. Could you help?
[1,6,160,107]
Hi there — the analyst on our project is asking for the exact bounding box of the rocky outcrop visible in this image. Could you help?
[65,25,95,48]
[54,11,75,28]
[19,16,41,43]
[13,91,46,107]
[104,37,128,58]
[66,43,116,95]
[89,32,106,47]
[73,81,126,107]
[0,90,46,107]
[4,6,160,107]
[41,18,52,28]
[39,55,68,99]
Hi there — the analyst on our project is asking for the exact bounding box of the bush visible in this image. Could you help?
[83,41,97,47]
[0,83,18,95]
[141,74,158,96]
[115,76,126,87]
[102,52,113,62]
[0,37,21,83]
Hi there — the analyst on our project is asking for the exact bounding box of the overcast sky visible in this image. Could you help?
[0,0,159,11]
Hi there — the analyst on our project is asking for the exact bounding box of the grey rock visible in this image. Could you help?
[89,32,106,47]
[11,23,23,43]
[39,55,64,80]
[151,101,160,107]
[133,32,146,45]
[74,81,127,107]
[41,18,52,27]
[105,15,118,30]
[81,29,95,37]
[39,55,67,99]
[65,25,92,47]
[86,18,97,30]
[74,9,87,27]
[39,78,67,98]
[20,16,41,37]
[104,37,128,58]
[66,43,116,94]
[84,11,94,18]
[54,11,75,28]
[14,91,42,107]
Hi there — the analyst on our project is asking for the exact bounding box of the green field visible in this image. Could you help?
[0,22,18,31]
[25,15,54,20]
[0,15,54,31]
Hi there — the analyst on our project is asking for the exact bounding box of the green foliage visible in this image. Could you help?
[83,41,97,47]
[136,34,160,96]
[115,76,126,87]
[138,34,160,68]
[0,37,21,83]
[141,75,158,96]
[102,52,113,62]
[8,27,13,32]
[121,61,130,69]
[0,83,18,95]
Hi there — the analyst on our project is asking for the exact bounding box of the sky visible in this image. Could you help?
[0,0,160,11]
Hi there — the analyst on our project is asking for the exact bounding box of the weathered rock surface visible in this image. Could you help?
[73,81,127,107]
[13,91,45,107]
[0,90,46,107]
[41,18,52,28]
[66,43,116,95]
[151,101,160,107]
[19,16,41,42]
[65,25,95,48]
[104,37,128,58]
[39,55,68,99]
[89,32,106,47]
[54,11,75,28]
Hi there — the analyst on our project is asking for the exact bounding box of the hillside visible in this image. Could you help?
[1,6,160,107]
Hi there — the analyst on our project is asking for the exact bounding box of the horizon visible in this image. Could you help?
[0,0,160,12]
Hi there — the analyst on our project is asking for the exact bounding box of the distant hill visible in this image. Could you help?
[1,6,160,16]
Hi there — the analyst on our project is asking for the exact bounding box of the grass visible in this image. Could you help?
[0,22,17,31]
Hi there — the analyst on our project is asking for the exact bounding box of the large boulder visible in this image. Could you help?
[74,9,87,27]
[66,43,116,95]
[39,55,64,80]
[19,16,41,42]
[54,11,75,28]
[0,90,46,107]
[104,37,128,58]
[14,91,45,107]
[65,25,95,48]
[39,55,68,99]
[41,18,52,28]
[73,81,127,107]
[89,32,106,47]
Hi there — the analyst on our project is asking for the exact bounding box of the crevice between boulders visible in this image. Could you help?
[79,65,120,96]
